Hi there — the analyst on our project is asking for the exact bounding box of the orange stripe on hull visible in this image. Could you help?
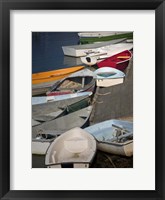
[32,66,84,84]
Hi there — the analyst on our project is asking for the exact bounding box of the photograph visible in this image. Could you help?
[32,31,133,168]
[1,0,164,198]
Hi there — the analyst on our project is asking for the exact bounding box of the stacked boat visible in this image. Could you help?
[78,31,130,38]
[32,94,93,155]
[80,44,133,67]
[94,67,125,87]
[46,68,95,96]
[32,66,84,96]
[45,127,96,168]
[62,38,126,57]
[85,119,133,157]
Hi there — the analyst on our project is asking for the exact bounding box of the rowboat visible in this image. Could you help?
[79,32,133,44]
[62,38,126,57]
[32,93,92,122]
[32,91,92,105]
[32,66,84,85]
[45,127,96,168]
[46,68,96,96]
[94,67,125,87]
[78,32,129,38]
[97,50,132,71]
[85,119,133,157]
[32,106,93,155]
[81,43,133,66]
[32,105,93,141]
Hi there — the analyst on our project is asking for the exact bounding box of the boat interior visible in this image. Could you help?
[54,76,94,92]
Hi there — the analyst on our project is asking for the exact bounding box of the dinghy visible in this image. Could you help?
[81,43,133,66]
[32,94,91,122]
[85,119,133,157]
[32,91,92,105]
[78,32,129,38]
[45,127,96,168]
[97,50,132,71]
[94,67,125,87]
[62,38,126,57]
[46,68,96,96]
[32,66,84,85]
[32,106,93,141]
[32,106,93,155]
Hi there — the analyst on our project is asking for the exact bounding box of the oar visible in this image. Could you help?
[117,56,130,59]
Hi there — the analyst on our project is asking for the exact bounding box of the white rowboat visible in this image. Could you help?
[62,38,126,57]
[45,127,96,168]
[85,119,133,157]
[94,67,125,87]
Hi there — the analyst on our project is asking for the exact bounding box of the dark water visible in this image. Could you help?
[32,32,83,73]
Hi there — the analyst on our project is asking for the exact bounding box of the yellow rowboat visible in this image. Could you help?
[32,66,84,85]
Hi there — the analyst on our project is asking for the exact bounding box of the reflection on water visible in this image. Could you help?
[32,32,80,73]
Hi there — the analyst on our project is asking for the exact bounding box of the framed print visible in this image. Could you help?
[0,0,164,199]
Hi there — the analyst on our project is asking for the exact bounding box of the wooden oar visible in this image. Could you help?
[117,56,130,59]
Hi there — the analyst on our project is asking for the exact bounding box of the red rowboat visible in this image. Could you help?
[97,50,132,72]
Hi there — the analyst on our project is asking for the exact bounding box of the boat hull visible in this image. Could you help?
[32,105,93,155]
[32,105,93,139]
[96,78,124,87]
[94,67,125,87]
[32,94,91,122]
[32,66,84,85]
[45,127,96,168]
[32,91,92,105]
[85,119,133,157]
[62,38,126,57]
[98,140,133,157]
[46,69,96,96]
[97,50,132,71]
[78,32,129,38]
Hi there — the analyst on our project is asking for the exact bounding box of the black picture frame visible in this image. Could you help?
[0,0,164,199]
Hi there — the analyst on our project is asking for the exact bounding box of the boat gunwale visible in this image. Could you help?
[45,126,96,166]
[94,67,125,80]
[62,38,127,50]
[47,76,96,95]
[32,66,84,84]
[96,139,133,146]
[98,50,133,66]
[114,50,133,65]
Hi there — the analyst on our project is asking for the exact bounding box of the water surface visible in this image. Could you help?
[32,32,82,73]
